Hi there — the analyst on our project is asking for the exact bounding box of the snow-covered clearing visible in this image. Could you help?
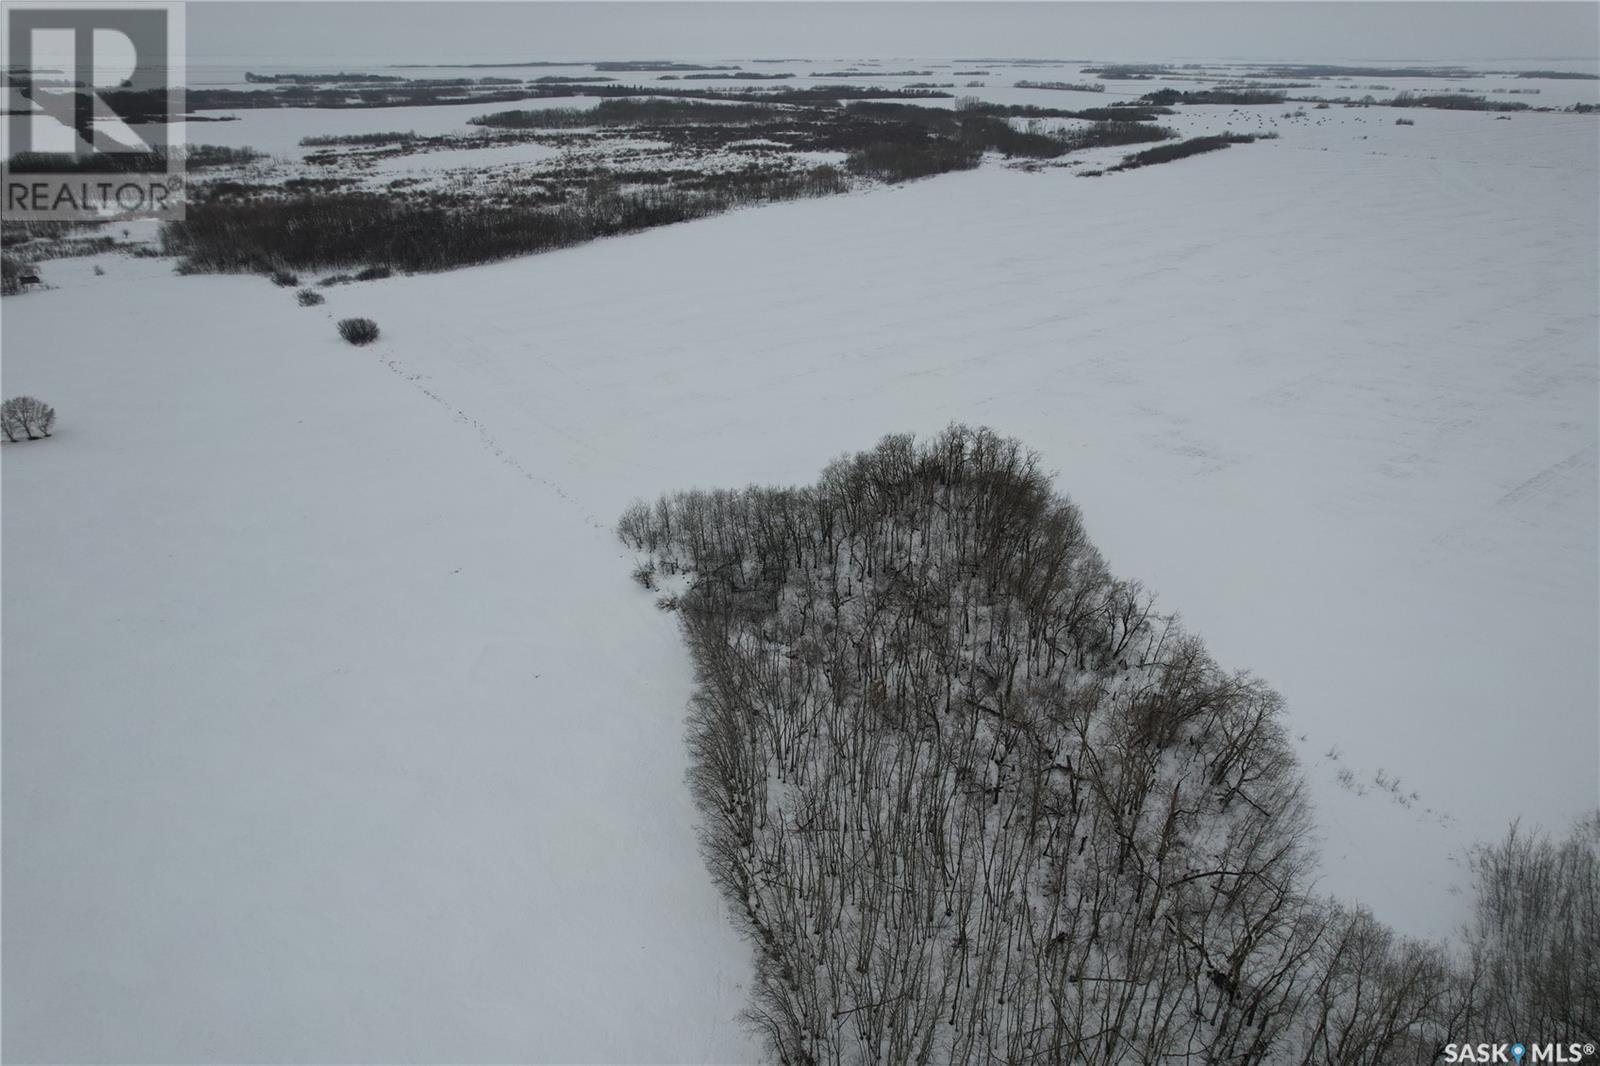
[3,97,1596,1061]
[2,259,755,1062]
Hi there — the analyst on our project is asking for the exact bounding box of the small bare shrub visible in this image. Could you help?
[296,288,325,307]
[270,268,299,287]
[337,317,379,345]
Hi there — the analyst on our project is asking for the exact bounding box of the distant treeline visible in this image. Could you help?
[1014,79,1105,92]
[1082,132,1272,176]
[1258,63,1481,79]
[5,144,260,172]
[166,89,1206,278]
[165,75,1275,280]
[809,69,935,78]
[181,81,955,113]
[844,101,1171,169]
[1084,63,1493,84]
[166,84,538,112]
[1082,66,1160,80]
[1516,69,1599,79]
[1140,87,1288,106]
[955,97,1176,123]
[244,71,406,84]
[1387,91,1531,112]
[470,98,787,129]
[674,72,794,81]
[470,97,1174,175]
[298,131,418,147]
[162,167,848,274]
[593,61,740,72]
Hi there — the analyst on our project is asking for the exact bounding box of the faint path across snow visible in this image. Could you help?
[372,344,612,534]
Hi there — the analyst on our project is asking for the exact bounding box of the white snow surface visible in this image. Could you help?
[3,101,1597,1062]
[2,261,756,1061]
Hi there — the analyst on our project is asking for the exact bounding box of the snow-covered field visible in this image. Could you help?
[3,73,1597,1062]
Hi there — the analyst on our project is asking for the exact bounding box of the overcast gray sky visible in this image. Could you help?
[187,2,1599,66]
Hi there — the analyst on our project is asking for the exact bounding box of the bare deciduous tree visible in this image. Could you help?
[619,426,1600,1065]
[1,396,56,441]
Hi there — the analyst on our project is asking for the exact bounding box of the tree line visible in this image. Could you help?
[619,426,1598,1065]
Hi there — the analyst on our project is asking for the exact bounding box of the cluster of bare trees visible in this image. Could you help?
[618,426,1598,1065]
[1460,817,1599,1046]
[1,396,56,441]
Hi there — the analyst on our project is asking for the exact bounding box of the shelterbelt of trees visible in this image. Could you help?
[619,426,1598,1066]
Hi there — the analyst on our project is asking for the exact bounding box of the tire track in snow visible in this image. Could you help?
[1494,446,1596,510]
[1429,444,1597,550]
